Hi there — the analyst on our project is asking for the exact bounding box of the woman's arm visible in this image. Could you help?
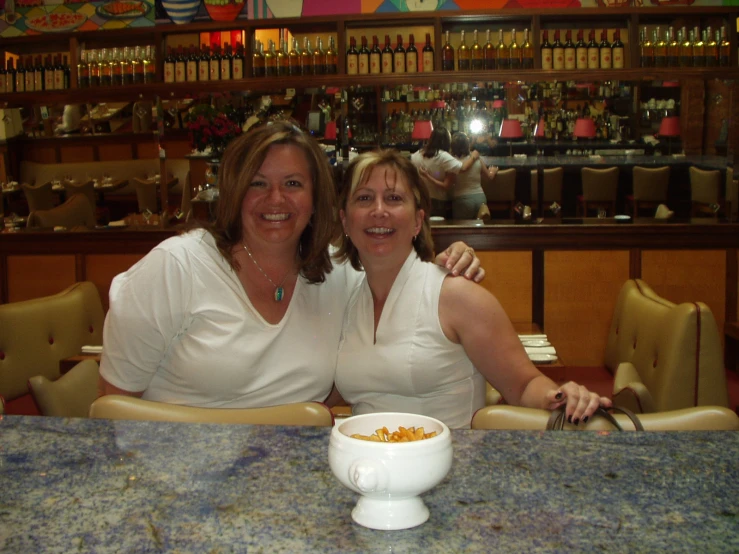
[418,166,448,189]
[459,150,480,172]
[479,158,499,180]
[439,277,610,422]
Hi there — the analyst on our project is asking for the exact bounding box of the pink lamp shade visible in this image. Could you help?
[492,99,506,109]
[498,119,523,139]
[658,116,681,137]
[412,120,434,141]
[534,117,546,138]
[430,100,446,109]
[324,121,337,140]
[573,118,596,139]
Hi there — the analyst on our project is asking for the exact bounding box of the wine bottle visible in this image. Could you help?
[221,42,233,80]
[100,49,112,87]
[612,29,624,69]
[692,27,705,67]
[394,34,406,73]
[563,30,575,70]
[209,43,221,80]
[358,36,370,75]
[719,26,730,67]
[705,27,718,67]
[540,30,553,70]
[288,37,300,76]
[441,30,454,71]
[143,45,156,84]
[186,45,198,82]
[175,45,186,82]
[6,59,16,93]
[382,34,394,74]
[422,33,434,72]
[14,58,25,93]
[326,36,338,75]
[301,37,313,75]
[653,27,667,68]
[44,54,55,91]
[599,29,612,69]
[24,57,34,92]
[346,36,359,75]
[251,40,264,78]
[509,29,520,70]
[457,29,469,70]
[198,44,210,81]
[33,55,43,91]
[484,29,496,70]
[575,29,587,69]
[78,49,90,88]
[587,29,599,69]
[264,39,276,77]
[497,29,509,70]
[406,33,418,73]
[521,29,533,69]
[62,55,70,89]
[471,29,483,70]
[552,29,564,70]
[313,36,326,75]
[88,50,100,87]
[667,27,680,67]
[121,47,133,85]
[132,45,145,85]
[233,42,245,80]
[0,62,6,94]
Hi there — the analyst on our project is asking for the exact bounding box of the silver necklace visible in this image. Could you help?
[242,242,291,302]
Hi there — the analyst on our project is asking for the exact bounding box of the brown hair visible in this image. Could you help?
[335,149,434,271]
[423,126,452,158]
[450,132,471,158]
[207,121,337,283]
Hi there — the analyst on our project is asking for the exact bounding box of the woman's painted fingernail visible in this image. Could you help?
[573,418,580,426]
[567,415,572,424]
[555,392,564,400]
[583,416,589,423]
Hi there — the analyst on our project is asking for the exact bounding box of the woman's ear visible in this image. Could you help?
[339,209,347,233]
[415,209,425,235]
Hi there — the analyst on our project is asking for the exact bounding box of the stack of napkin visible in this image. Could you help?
[518,335,557,357]
[81,345,103,355]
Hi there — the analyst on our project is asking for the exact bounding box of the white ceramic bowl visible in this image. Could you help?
[328,412,452,530]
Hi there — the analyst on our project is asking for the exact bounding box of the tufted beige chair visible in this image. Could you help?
[89,396,334,427]
[628,166,669,217]
[26,194,96,229]
[63,179,96,209]
[471,405,739,431]
[530,167,563,216]
[0,282,104,405]
[22,181,56,212]
[578,167,619,217]
[28,359,99,418]
[482,167,517,218]
[604,279,728,413]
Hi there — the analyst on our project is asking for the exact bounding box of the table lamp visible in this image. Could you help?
[492,99,506,109]
[412,120,434,142]
[498,119,523,156]
[324,120,337,141]
[573,118,596,139]
[534,117,546,139]
[658,116,680,155]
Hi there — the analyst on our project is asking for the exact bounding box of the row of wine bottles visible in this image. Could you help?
[78,46,156,88]
[639,25,731,68]
[541,29,625,70]
[0,55,70,94]
[347,33,434,75]
[164,43,246,82]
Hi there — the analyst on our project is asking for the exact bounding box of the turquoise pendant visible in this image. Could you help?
[274,286,284,302]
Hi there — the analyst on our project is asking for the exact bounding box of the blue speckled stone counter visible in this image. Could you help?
[1,416,737,553]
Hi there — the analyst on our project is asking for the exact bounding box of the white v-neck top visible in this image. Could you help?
[100,229,360,408]
[335,251,486,429]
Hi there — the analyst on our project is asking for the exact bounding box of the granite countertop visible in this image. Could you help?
[1,416,737,553]
[482,154,730,170]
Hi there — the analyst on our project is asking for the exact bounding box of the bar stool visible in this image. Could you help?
[530,167,563,217]
[690,166,727,217]
[627,166,669,217]
[578,167,619,217]
[21,181,55,212]
[482,167,517,218]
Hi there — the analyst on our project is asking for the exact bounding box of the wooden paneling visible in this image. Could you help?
[99,143,134,162]
[85,254,145,312]
[641,249,726,335]
[60,146,95,163]
[25,146,57,164]
[161,140,193,159]
[681,79,706,156]
[6,255,76,302]
[477,251,532,323]
[136,142,159,160]
[544,251,630,366]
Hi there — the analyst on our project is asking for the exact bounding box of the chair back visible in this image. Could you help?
[482,167,516,202]
[530,167,563,203]
[22,181,55,212]
[63,180,96,208]
[27,194,96,229]
[689,166,720,204]
[0,282,104,402]
[632,166,669,202]
[604,279,728,412]
[133,178,159,213]
[471,405,739,431]
[581,167,619,202]
[89,396,334,427]
[28,359,99,418]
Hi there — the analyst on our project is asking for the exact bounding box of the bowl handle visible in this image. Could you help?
[349,460,388,493]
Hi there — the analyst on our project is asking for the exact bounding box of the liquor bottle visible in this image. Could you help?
[422,32,434,72]
[276,39,288,76]
[121,47,133,85]
[233,42,245,79]
[24,57,34,92]
[612,29,624,69]
[221,42,233,80]
[186,45,198,82]
[6,59,15,93]
[174,45,186,82]
[264,40,276,77]
[109,47,121,86]
[653,27,667,67]
[199,44,210,81]
[457,29,469,70]
[313,36,325,75]
[406,33,418,73]
[692,27,705,67]
[552,29,564,70]
[44,54,55,91]
[346,36,359,75]
[100,49,112,86]
[497,29,509,70]
[587,30,599,69]
[358,36,370,75]
[14,58,25,93]
[563,30,575,70]
[210,43,222,80]
[89,50,100,87]
[0,61,6,94]
[252,40,264,78]
[301,37,313,75]
[140,46,153,84]
[484,29,496,70]
[540,30,553,70]
[326,36,338,75]
[368,35,381,74]
[62,55,70,89]
[33,55,43,92]
[719,26,730,67]
[131,46,144,84]
[288,37,300,76]
[667,27,680,67]
[470,29,482,70]
[394,34,406,73]
[441,30,454,71]
[521,29,533,69]
[705,27,718,67]
[680,27,692,67]
[599,29,612,69]
[575,29,587,69]
[509,29,520,70]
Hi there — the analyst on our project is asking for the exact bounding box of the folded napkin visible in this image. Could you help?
[81,345,103,354]
[524,346,556,355]
[519,334,547,341]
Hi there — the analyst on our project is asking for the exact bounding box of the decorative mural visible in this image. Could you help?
[0,0,734,37]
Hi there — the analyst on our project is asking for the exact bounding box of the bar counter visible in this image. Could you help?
[1,415,737,552]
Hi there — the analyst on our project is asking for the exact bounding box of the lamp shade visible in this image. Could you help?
[492,99,506,109]
[412,120,434,141]
[324,121,337,140]
[658,116,681,137]
[498,119,523,139]
[534,117,546,138]
[573,118,596,138]
[430,100,446,109]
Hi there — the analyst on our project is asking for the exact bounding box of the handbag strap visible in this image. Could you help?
[546,406,644,431]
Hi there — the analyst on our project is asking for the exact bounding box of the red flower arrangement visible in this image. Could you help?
[185,104,243,158]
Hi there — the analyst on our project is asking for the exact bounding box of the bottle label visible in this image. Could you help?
[422,51,433,72]
[221,59,231,80]
[406,52,417,73]
[612,47,624,68]
[25,72,34,92]
[370,53,381,74]
[576,48,587,69]
[0,75,5,92]
[199,62,209,81]
[600,48,611,69]
[186,61,197,81]
[588,47,599,68]
[175,62,185,82]
[358,54,368,74]
[233,59,243,79]
[165,62,175,83]
[210,60,220,80]
[34,72,43,91]
[564,48,576,69]
[394,53,405,73]
[16,74,24,93]
[382,52,393,73]
[541,48,552,70]
[347,54,358,75]
[54,70,64,90]
[45,72,54,90]
[552,47,564,69]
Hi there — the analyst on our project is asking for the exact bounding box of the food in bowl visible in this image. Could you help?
[351,425,437,443]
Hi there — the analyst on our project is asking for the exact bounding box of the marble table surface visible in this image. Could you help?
[1,415,737,553]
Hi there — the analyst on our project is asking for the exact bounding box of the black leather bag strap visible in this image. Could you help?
[546,406,644,431]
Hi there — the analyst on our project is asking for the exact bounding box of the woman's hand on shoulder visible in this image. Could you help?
[435,243,485,282]
[544,381,613,425]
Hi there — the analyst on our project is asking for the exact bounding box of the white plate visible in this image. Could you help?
[429,216,445,222]
[614,215,631,221]
[521,340,551,348]
[528,353,558,364]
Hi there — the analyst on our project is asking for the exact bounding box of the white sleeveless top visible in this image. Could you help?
[335,251,486,429]
[452,157,484,198]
